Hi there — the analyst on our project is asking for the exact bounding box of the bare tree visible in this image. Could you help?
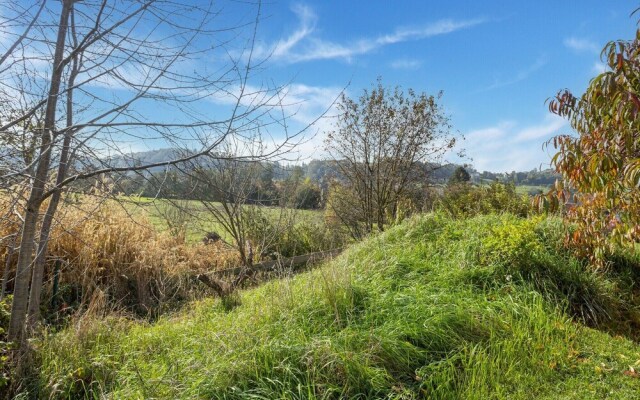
[0,0,319,343]
[325,79,458,237]
[189,153,299,269]
[127,153,306,299]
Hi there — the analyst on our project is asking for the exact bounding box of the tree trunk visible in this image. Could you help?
[8,203,42,341]
[7,0,71,343]
[26,196,61,326]
[27,32,79,327]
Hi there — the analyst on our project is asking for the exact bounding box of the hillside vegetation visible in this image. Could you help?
[31,214,640,399]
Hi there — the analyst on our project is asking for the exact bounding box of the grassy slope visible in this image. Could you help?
[35,214,640,399]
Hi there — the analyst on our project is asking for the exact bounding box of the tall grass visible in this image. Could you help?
[0,196,240,318]
[27,213,640,399]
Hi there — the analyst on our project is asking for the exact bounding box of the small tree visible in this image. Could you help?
[293,180,322,209]
[448,166,471,185]
[325,79,458,237]
[0,0,321,343]
[538,17,640,266]
[189,156,301,265]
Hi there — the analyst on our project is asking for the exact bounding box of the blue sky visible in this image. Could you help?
[3,1,635,172]
[241,0,638,172]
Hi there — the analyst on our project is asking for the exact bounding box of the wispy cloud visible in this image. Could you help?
[482,57,547,91]
[564,37,608,77]
[592,61,608,74]
[467,121,516,141]
[263,4,486,64]
[207,81,343,156]
[390,58,422,70]
[376,18,486,45]
[460,115,568,172]
[563,37,599,53]
[271,4,317,58]
[513,115,567,142]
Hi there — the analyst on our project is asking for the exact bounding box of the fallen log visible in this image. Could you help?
[196,273,229,297]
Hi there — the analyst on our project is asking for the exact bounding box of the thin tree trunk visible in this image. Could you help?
[8,204,41,341]
[26,191,63,325]
[7,0,71,342]
[27,17,79,327]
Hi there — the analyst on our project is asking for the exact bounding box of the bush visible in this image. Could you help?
[244,206,348,259]
[437,182,532,218]
[293,183,322,210]
[0,196,239,319]
[466,215,639,330]
[481,217,543,267]
[325,183,369,239]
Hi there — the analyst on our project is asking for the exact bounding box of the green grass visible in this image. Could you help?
[514,184,549,195]
[121,196,323,243]
[30,213,640,399]
[474,181,549,196]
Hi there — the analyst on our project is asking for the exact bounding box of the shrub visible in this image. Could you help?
[0,295,11,392]
[437,182,532,218]
[244,206,348,259]
[293,182,322,210]
[467,215,639,329]
[325,183,369,239]
[539,18,640,266]
[481,217,543,267]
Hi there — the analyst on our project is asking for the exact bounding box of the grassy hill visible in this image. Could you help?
[31,214,640,399]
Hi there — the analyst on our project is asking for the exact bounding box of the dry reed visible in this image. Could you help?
[0,194,241,317]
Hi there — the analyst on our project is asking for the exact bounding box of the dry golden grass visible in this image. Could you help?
[0,194,241,316]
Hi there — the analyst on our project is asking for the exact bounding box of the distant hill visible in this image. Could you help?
[112,148,559,183]
[102,148,197,173]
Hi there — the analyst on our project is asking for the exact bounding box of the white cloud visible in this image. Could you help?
[466,121,516,141]
[592,61,608,74]
[208,82,342,119]
[514,115,567,142]
[564,38,608,77]
[482,57,547,91]
[206,81,343,160]
[376,18,486,45]
[390,58,422,70]
[461,115,569,172]
[564,37,599,53]
[262,5,485,64]
[271,4,316,58]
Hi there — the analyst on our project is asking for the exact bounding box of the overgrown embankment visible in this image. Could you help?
[28,214,640,398]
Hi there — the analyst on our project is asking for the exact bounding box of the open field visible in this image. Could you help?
[514,184,550,195]
[120,196,324,244]
[475,180,550,196]
[32,213,640,398]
